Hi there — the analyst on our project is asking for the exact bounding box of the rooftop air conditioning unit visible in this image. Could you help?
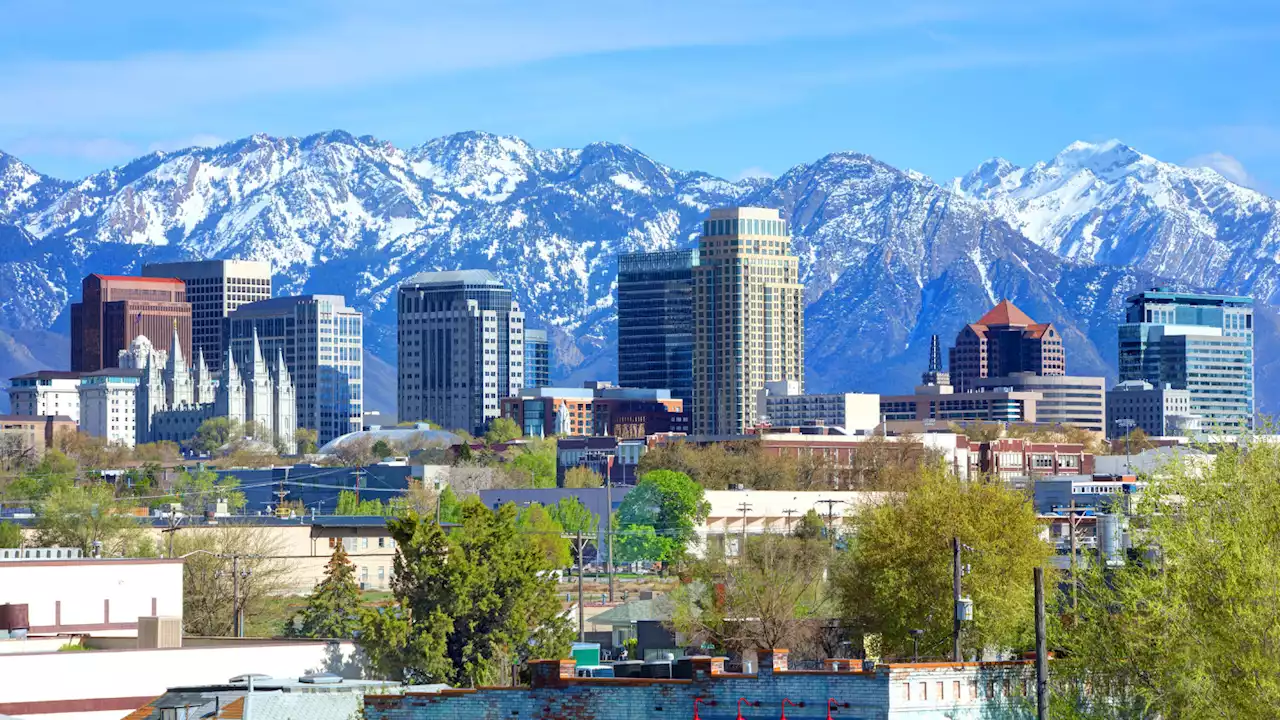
[137,616,183,649]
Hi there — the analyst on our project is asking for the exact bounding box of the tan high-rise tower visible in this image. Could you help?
[693,207,804,435]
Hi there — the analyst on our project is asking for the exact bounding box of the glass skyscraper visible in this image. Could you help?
[617,249,697,408]
[228,294,363,445]
[1118,289,1253,433]
[524,329,550,389]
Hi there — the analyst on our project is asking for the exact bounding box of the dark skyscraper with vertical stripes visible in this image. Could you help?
[616,249,696,408]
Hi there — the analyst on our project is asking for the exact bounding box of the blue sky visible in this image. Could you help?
[1,0,1277,191]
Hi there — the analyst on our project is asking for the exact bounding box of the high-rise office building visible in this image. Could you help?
[397,270,525,435]
[524,329,551,389]
[949,300,1065,392]
[1118,289,1254,432]
[227,295,363,445]
[70,274,191,372]
[142,260,272,374]
[617,249,696,408]
[693,207,804,435]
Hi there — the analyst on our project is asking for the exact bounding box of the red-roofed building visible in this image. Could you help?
[71,274,191,372]
[949,299,1065,392]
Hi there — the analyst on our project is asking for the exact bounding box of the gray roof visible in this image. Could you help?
[10,370,82,381]
[317,427,461,454]
[231,294,356,316]
[401,269,502,287]
[589,597,672,626]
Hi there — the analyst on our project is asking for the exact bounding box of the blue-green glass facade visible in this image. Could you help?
[616,249,697,408]
[1118,289,1253,433]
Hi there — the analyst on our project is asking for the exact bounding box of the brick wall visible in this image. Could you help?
[364,656,1036,720]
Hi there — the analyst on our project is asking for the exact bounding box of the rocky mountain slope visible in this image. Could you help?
[0,133,1274,416]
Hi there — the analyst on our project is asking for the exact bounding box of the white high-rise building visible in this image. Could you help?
[693,207,804,435]
[397,270,524,435]
[142,259,272,375]
[6,371,83,423]
[78,370,141,446]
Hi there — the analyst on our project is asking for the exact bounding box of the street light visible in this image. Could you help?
[908,629,925,662]
[1116,418,1137,475]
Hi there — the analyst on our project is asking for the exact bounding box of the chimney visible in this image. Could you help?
[529,659,576,688]
[758,649,789,675]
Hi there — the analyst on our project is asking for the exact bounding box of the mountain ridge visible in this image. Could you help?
[0,131,1275,418]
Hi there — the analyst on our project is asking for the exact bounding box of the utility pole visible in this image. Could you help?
[1068,500,1080,612]
[815,499,841,546]
[782,508,798,535]
[576,528,585,642]
[736,502,752,557]
[606,470,615,603]
[952,537,962,662]
[1034,567,1049,720]
[232,554,241,638]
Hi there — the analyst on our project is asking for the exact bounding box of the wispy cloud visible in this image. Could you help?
[1186,151,1261,189]
[0,2,976,131]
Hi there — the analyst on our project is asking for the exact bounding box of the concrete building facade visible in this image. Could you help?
[758,379,880,433]
[501,384,687,439]
[973,372,1107,433]
[617,249,697,408]
[397,270,525,435]
[6,371,82,424]
[228,294,363,445]
[693,207,804,436]
[1106,380,1195,438]
[1118,288,1254,432]
[0,415,75,458]
[142,259,273,374]
[950,300,1065,392]
[70,274,191,373]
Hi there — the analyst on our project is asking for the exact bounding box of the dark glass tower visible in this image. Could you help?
[524,329,550,389]
[617,249,696,408]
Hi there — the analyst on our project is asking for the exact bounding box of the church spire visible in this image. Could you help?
[168,319,185,371]
[921,333,951,388]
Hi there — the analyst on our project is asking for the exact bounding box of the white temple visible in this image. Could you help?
[120,326,296,453]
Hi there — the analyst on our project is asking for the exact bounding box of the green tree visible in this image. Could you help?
[288,543,362,638]
[294,427,319,455]
[360,499,573,686]
[615,470,710,564]
[133,441,180,464]
[548,497,598,536]
[371,439,394,459]
[483,417,521,445]
[614,523,664,563]
[173,526,293,636]
[1052,440,1280,718]
[335,490,387,516]
[671,533,831,655]
[438,486,463,523]
[508,437,556,488]
[192,417,240,453]
[515,503,571,568]
[33,484,154,556]
[792,508,826,540]
[0,521,23,548]
[562,466,602,488]
[832,464,1051,660]
[172,468,245,515]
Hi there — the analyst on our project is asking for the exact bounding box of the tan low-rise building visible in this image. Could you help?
[147,516,403,595]
[0,414,76,458]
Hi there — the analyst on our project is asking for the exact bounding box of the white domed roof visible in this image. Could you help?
[131,335,153,351]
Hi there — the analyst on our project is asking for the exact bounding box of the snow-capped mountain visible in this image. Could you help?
[0,132,1276,416]
[956,140,1280,303]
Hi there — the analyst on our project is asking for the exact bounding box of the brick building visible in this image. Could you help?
[978,438,1094,480]
[70,274,191,373]
[364,651,1038,720]
[950,300,1065,392]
